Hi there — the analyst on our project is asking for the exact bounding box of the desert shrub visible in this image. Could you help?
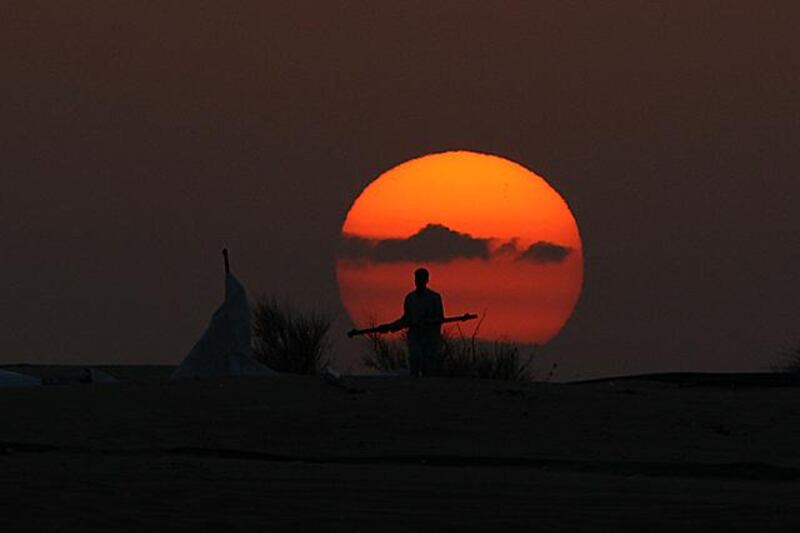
[251,297,332,375]
[774,343,800,373]
[361,331,408,372]
[438,323,537,381]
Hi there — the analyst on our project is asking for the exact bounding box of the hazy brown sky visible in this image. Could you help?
[2,2,798,378]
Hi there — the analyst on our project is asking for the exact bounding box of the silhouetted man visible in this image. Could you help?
[384,268,445,376]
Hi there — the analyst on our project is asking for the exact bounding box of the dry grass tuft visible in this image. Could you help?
[774,343,800,373]
[438,319,537,381]
[361,326,408,373]
[252,297,333,375]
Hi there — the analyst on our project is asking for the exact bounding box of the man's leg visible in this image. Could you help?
[422,336,441,376]
[408,339,422,377]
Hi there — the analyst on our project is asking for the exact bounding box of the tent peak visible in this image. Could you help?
[222,248,230,274]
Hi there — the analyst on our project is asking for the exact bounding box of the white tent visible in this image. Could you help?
[0,369,41,387]
[171,255,277,380]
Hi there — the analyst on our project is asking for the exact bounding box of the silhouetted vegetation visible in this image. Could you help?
[361,318,538,381]
[774,343,800,373]
[251,297,332,375]
[361,330,408,373]
[438,321,537,381]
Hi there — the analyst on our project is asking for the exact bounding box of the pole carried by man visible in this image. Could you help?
[346,313,478,338]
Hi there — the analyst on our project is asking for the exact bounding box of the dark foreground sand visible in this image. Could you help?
[1,366,800,531]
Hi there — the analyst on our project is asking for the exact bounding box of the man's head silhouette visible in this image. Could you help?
[414,268,429,291]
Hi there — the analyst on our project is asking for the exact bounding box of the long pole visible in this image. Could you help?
[347,313,478,338]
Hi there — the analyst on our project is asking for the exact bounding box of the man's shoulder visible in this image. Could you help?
[406,288,440,298]
[426,288,441,299]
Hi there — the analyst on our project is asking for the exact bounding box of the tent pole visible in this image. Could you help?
[222,248,230,274]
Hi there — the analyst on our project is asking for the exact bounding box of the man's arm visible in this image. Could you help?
[380,294,410,332]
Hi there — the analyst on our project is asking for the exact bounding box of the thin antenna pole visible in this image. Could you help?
[222,248,230,274]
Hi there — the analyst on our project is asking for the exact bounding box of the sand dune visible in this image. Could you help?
[1,366,799,531]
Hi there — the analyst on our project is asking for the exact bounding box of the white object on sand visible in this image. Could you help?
[0,369,41,387]
[171,266,277,381]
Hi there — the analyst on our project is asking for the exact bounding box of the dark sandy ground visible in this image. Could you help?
[1,365,800,531]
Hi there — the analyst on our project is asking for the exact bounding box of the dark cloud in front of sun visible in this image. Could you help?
[340,223,492,263]
[340,225,574,265]
[516,241,572,264]
[494,239,521,256]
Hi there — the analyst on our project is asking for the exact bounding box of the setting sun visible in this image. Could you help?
[337,150,583,344]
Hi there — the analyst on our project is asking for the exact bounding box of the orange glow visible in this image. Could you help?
[337,151,583,344]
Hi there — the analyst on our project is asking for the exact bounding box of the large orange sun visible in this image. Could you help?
[337,150,583,344]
